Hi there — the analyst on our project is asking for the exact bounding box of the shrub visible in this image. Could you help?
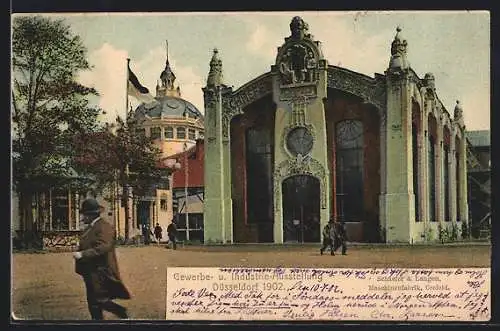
[461,221,469,240]
[450,222,458,241]
[423,225,433,242]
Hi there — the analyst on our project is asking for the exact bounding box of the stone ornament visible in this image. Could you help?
[389,26,410,70]
[286,126,314,156]
[273,156,327,211]
[279,44,318,85]
[327,66,386,125]
[281,123,316,158]
[207,48,223,87]
[220,74,273,138]
[276,17,323,87]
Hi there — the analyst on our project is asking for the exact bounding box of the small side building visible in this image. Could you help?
[465,130,491,239]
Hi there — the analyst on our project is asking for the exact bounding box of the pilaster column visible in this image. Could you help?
[132,198,137,235]
[449,134,457,223]
[419,103,429,223]
[436,121,444,223]
[378,108,387,235]
[203,85,226,244]
[382,71,415,243]
[459,133,468,222]
[75,193,80,230]
[222,139,233,243]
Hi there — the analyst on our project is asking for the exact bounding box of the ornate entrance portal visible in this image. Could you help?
[282,175,320,242]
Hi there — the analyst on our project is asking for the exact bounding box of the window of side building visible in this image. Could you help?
[177,127,186,139]
[188,128,196,140]
[150,127,161,140]
[165,126,174,139]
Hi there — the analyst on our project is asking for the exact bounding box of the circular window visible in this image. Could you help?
[286,127,313,156]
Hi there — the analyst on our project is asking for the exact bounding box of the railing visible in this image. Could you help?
[41,230,81,251]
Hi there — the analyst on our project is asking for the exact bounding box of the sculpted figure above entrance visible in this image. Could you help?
[275,16,325,87]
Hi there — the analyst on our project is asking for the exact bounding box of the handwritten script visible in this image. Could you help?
[165,267,490,321]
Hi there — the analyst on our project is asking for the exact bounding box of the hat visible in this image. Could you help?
[81,198,103,215]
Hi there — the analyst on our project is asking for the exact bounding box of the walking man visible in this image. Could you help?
[320,218,336,255]
[333,217,348,255]
[142,222,152,245]
[73,198,131,320]
[167,216,178,250]
[153,223,163,245]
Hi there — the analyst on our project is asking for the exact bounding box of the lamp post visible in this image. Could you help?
[184,142,189,241]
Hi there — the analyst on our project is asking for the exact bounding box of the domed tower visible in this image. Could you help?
[156,41,182,98]
[134,41,204,158]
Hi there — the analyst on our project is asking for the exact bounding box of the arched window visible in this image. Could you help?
[246,126,273,224]
[428,135,436,221]
[165,126,174,139]
[176,127,186,139]
[412,122,420,221]
[456,138,461,222]
[444,145,450,221]
[335,120,364,222]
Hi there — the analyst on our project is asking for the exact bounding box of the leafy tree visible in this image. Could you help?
[12,15,101,234]
[72,111,165,240]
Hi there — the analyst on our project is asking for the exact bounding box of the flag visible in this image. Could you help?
[127,63,156,104]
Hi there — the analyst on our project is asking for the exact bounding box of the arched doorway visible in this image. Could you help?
[282,175,320,243]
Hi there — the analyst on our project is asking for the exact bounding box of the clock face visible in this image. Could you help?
[286,127,313,156]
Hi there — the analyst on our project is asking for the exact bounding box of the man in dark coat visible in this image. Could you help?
[167,216,178,250]
[142,222,152,245]
[332,218,348,255]
[73,198,131,320]
[320,219,336,256]
[153,223,163,244]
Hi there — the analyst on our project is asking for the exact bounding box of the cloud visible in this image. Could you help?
[132,46,205,114]
[77,43,128,123]
[78,43,206,123]
[245,23,280,59]
[461,90,490,131]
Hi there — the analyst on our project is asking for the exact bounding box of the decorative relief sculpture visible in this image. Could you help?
[305,51,317,82]
[273,156,327,211]
[206,48,223,87]
[276,17,321,86]
[279,85,316,101]
[278,44,318,85]
[327,66,386,125]
[279,49,297,85]
[388,27,409,71]
[281,123,316,159]
[220,74,273,138]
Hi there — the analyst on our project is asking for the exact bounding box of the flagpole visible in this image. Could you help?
[125,57,132,242]
[126,58,130,120]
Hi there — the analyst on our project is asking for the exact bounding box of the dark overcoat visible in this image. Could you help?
[75,218,131,301]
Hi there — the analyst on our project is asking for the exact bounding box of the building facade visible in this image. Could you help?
[465,130,491,239]
[203,17,469,244]
[132,53,205,239]
[168,139,205,243]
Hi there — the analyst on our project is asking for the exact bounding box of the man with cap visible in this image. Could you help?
[73,198,131,320]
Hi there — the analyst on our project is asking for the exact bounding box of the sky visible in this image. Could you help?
[14,11,490,130]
